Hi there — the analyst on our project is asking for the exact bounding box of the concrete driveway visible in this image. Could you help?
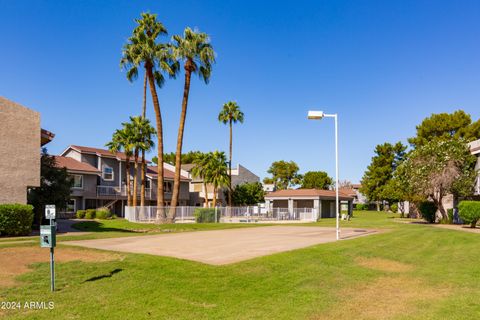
[64,226,377,265]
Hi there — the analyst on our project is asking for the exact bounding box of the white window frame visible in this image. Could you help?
[103,166,114,181]
[145,179,151,189]
[72,174,83,189]
[66,199,76,213]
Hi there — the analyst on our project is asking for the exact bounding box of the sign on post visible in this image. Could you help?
[45,205,56,220]
[41,205,56,292]
[40,225,56,248]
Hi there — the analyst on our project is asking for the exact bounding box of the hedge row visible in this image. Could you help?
[0,204,34,236]
[76,208,115,220]
[194,208,220,223]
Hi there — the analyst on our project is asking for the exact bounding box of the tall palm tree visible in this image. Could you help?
[121,13,178,222]
[204,151,229,208]
[191,153,210,207]
[130,116,156,207]
[169,27,215,221]
[106,128,134,206]
[218,101,244,207]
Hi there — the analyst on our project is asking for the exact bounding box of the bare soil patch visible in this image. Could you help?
[356,257,414,273]
[313,276,449,320]
[0,246,122,287]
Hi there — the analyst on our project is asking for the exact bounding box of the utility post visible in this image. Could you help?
[40,204,57,291]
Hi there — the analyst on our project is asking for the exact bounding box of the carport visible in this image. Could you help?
[265,189,354,219]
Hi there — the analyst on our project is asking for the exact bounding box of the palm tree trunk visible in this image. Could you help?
[140,151,146,207]
[146,67,165,222]
[140,73,148,208]
[133,148,139,207]
[203,182,209,207]
[170,66,193,222]
[212,187,217,208]
[228,119,233,209]
[126,157,132,206]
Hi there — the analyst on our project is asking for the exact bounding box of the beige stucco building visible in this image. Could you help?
[0,97,53,204]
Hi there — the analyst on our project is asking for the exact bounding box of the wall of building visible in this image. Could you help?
[231,165,260,187]
[0,98,41,204]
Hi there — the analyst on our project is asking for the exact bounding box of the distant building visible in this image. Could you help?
[339,183,367,205]
[263,183,275,192]
[469,139,480,197]
[0,97,54,204]
[182,164,260,207]
[264,188,354,219]
[56,145,190,216]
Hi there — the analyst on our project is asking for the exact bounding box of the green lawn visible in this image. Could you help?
[1,211,480,319]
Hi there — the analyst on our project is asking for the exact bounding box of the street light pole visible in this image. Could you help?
[334,113,339,240]
[307,110,340,240]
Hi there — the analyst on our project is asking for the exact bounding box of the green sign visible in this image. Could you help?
[40,225,56,248]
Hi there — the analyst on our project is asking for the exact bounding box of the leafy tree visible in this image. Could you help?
[262,177,275,184]
[339,180,353,188]
[398,139,477,220]
[159,151,204,165]
[360,142,406,210]
[170,27,215,221]
[28,149,73,225]
[408,110,480,147]
[266,161,302,190]
[218,101,245,207]
[301,171,332,189]
[230,182,265,206]
[121,12,178,222]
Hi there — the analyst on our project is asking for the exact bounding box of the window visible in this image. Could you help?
[164,181,172,193]
[66,199,76,213]
[103,166,114,181]
[72,175,83,189]
[145,179,151,189]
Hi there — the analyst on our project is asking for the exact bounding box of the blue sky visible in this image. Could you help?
[1,0,480,182]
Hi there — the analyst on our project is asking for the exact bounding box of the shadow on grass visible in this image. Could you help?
[72,221,137,233]
[84,268,123,282]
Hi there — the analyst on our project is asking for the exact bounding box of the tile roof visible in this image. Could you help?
[147,166,190,181]
[41,128,55,146]
[339,188,357,197]
[54,156,100,174]
[265,188,354,200]
[68,145,148,163]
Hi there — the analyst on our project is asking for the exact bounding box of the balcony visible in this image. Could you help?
[96,186,154,199]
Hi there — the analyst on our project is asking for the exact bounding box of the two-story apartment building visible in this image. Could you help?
[56,145,190,216]
[182,163,260,207]
[0,97,54,205]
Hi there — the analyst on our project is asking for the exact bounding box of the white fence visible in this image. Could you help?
[124,206,318,223]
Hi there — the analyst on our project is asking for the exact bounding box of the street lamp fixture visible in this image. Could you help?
[307,110,340,240]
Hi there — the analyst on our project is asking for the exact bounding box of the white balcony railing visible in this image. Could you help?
[96,186,153,198]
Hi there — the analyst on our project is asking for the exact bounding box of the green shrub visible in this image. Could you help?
[418,201,437,223]
[76,210,86,219]
[390,203,398,213]
[0,204,34,236]
[85,209,96,219]
[458,201,480,228]
[194,208,219,223]
[96,209,113,220]
[355,204,365,210]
